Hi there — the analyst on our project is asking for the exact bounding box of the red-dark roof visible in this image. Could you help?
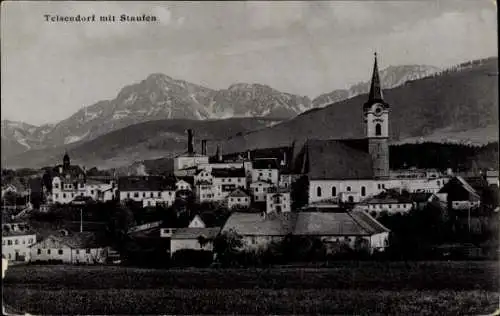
[294,139,373,180]
[222,210,389,237]
[211,168,246,178]
[118,176,176,191]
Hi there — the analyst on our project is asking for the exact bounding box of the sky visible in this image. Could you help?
[1,0,498,125]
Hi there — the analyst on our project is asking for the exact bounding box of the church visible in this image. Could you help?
[292,53,447,205]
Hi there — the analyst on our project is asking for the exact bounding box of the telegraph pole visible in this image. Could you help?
[80,208,83,233]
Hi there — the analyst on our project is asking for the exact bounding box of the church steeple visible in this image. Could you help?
[364,52,388,113]
[368,52,383,102]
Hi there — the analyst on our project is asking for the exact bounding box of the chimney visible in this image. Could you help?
[201,140,207,156]
[281,151,287,167]
[247,150,251,161]
[187,129,194,154]
[216,144,222,162]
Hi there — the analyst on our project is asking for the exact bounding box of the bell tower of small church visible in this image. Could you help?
[363,53,390,179]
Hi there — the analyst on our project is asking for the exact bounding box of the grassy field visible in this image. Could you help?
[3,261,499,315]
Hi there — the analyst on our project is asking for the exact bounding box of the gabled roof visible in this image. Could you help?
[176,176,195,186]
[33,232,109,249]
[211,168,246,178]
[222,210,389,237]
[118,176,176,191]
[438,176,480,201]
[252,159,279,170]
[171,227,220,240]
[228,188,250,198]
[222,212,296,236]
[294,139,373,180]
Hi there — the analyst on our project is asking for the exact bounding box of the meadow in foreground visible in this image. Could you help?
[3,261,498,315]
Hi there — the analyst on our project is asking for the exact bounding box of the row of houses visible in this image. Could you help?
[2,172,493,264]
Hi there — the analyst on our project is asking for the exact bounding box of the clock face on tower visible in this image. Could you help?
[374,105,383,116]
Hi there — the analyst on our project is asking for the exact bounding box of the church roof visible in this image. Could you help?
[293,139,373,180]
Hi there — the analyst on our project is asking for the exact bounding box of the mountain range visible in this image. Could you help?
[2,57,498,169]
[2,64,439,155]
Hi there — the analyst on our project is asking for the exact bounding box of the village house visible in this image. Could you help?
[221,210,390,253]
[170,227,220,257]
[2,222,36,262]
[176,178,193,191]
[29,231,112,264]
[251,158,280,186]
[356,190,414,217]
[210,168,247,201]
[227,188,251,209]
[266,191,291,213]
[118,176,176,207]
[435,176,482,210]
[250,180,275,203]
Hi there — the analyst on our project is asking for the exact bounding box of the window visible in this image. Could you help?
[268,173,271,178]
[55,194,59,199]
[71,193,75,198]
[134,192,139,198]
[361,186,366,197]
[348,196,354,203]
[81,193,84,196]
[255,188,259,193]
[54,184,59,189]
[142,192,146,198]
[389,205,392,208]
[158,192,161,198]
[437,180,441,186]
[76,250,80,255]
[276,205,282,213]
[58,249,63,255]
[7,240,12,245]
[63,193,66,198]
[8,254,11,259]
[15,239,19,245]
[375,123,382,136]
[237,198,241,202]
[332,187,337,197]
[317,187,322,197]
[127,193,131,198]
[347,186,351,192]
[37,249,41,255]
[86,249,91,254]
[150,193,154,198]
[47,249,51,254]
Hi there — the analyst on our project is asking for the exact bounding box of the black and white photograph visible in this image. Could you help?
[1,0,499,315]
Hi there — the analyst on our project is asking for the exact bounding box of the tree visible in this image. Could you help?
[291,175,309,210]
[213,230,243,267]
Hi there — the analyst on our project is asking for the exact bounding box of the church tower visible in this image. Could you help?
[363,53,390,179]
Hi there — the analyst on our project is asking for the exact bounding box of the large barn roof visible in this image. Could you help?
[222,210,389,237]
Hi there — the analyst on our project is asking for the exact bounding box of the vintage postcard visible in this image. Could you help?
[1,1,499,315]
